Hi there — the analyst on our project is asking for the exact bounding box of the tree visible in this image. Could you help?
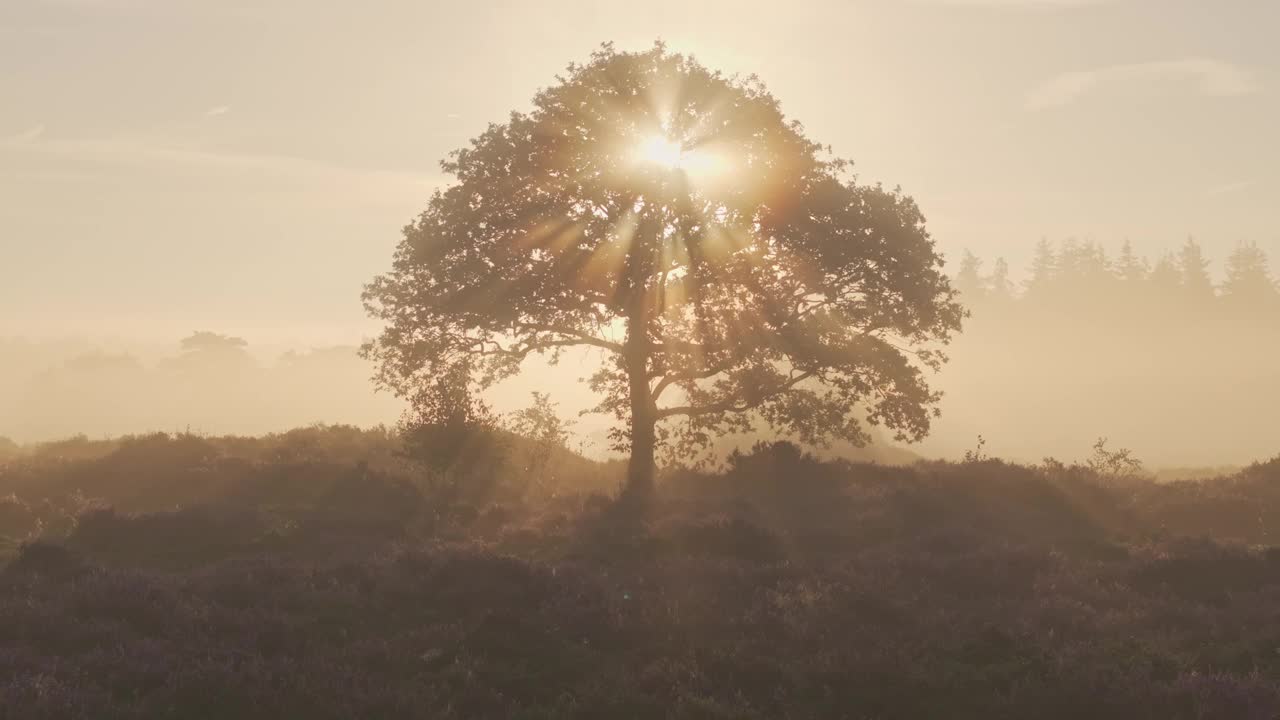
[178,331,248,354]
[1149,253,1182,296]
[1086,437,1145,482]
[398,361,505,492]
[1056,239,1112,292]
[362,43,964,497]
[954,250,986,302]
[987,258,1015,302]
[1177,236,1215,304]
[171,332,254,372]
[506,391,575,495]
[1221,241,1277,307]
[1024,238,1057,298]
[1116,239,1148,284]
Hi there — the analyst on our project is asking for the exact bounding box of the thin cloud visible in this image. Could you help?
[1027,58,1261,110]
[0,133,446,204]
[938,0,1114,5]
[3,124,46,144]
[205,105,231,117]
[1206,180,1255,197]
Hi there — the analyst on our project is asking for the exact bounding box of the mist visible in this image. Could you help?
[920,237,1280,468]
[0,334,398,443]
[5,234,1276,470]
[7,3,1280,715]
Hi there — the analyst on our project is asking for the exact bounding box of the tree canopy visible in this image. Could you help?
[362,43,964,493]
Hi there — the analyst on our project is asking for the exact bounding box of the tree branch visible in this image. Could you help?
[650,362,733,401]
[513,322,624,353]
[655,370,816,419]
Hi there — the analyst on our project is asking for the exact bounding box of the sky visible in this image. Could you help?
[2,0,1279,345]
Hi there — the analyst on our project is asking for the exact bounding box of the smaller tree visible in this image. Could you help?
[986,258,1015,302]
[1221,241,1278,309]
[1177,237,1215,304]
[1056,239,1113,293]
[961,434,989,464]
[171,331,254,372]
[179,331,248,353]
[506,392,575,495]
[1024,238,1058,298]
[726,439,816,477]
[1116,239,1149,284]
[398,363,505,494]
[954,250,987,303]
[1086,437,1145,482]
[1148,253,1182,296]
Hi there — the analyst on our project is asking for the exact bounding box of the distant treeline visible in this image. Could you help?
[927,237,1280,466]
[0,333,399,443]
[3,238,1276,466]
[954,237,1278,314]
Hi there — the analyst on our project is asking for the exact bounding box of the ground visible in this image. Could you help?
[2,429,1279,719]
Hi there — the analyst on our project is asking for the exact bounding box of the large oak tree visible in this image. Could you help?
[363,43,964,495]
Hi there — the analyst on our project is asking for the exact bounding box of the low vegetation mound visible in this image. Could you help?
[2,429,1279,718]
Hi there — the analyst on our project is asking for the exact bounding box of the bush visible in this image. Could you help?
[0,494,38,540]
[3,430,1280,717]
[4,541,84,578]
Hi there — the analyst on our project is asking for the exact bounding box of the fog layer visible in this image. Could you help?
[3,239,1276,468]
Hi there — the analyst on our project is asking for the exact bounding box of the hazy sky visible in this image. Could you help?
[3,0,1278,344]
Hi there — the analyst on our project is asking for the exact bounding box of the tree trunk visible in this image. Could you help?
[624,359,657,499]
[622,290,657,501]
[621,211,659,503]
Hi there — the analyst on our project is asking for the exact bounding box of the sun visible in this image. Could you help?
[629,131,728,190]
[637,134,685,169]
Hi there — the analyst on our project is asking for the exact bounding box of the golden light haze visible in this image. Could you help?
[2,0,1278,467]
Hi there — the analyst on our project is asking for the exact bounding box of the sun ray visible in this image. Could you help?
[579,209,639,296]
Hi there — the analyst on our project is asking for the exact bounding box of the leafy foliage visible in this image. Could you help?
[397,362,504,487]
[363,43,963,489]
[1087,437,1147,481]
[504,392,576,496]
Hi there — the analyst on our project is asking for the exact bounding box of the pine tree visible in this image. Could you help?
[1116,239,1148,284]
[987,257,1015,301]
[1025,238,1057,298]
[1149,253,1182,296]
[1053,238,1112,303]
[1221,241,1278,306]
[1080,240,1113,285]
[1057,237,1082,282]
[954,250,987,302]
[1177,236,1215,303]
